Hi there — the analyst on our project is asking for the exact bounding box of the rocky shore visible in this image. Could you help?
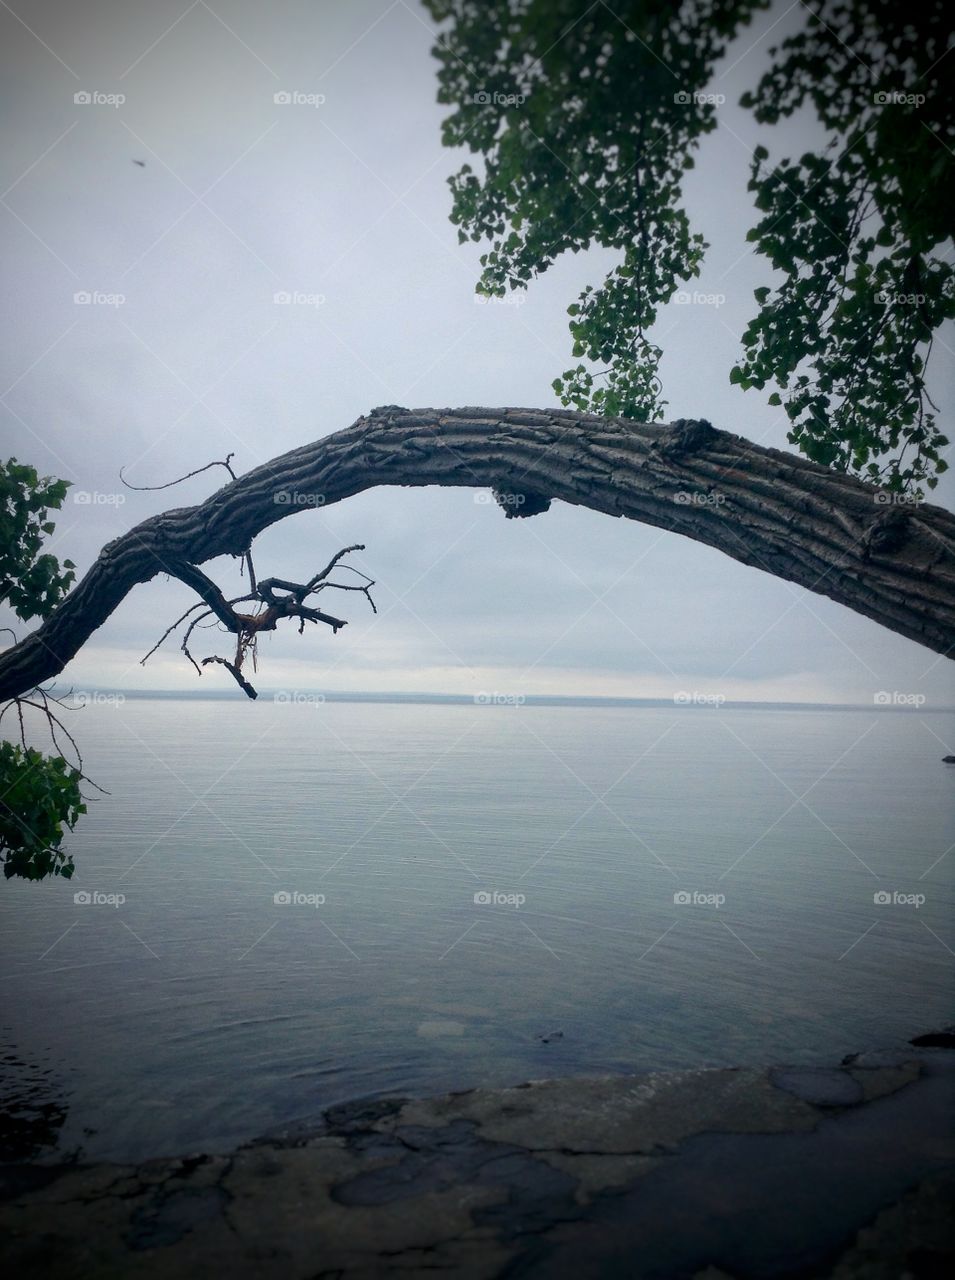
[1,1041,953,1278]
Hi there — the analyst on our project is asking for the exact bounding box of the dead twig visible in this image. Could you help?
[142,546,376,697]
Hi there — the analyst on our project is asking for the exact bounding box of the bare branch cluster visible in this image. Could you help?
[123,454,377,697]
[146,545,376,699]
[0,685,106,795]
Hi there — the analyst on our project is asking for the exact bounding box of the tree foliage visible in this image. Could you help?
[424,0,954,489]
[0,741,83,881]
[0,463,83,881]
[0,459,76,621]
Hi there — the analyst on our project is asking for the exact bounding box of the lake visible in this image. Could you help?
[1,697,952,1164]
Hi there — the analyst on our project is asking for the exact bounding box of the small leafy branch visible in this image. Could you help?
[0,687,100,881]
[0,461,91,881]
[0,460,76,621]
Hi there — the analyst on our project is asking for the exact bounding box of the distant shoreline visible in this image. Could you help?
[44,688,955,713]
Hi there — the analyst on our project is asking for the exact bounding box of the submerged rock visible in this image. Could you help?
[416,1020,467,1039]
[1,1045,952,1278]
[771,1067,864,1107]
[911,1030,955,1049]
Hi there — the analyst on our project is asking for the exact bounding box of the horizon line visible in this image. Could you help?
[46,687,954,713]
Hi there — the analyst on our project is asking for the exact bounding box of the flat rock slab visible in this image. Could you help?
[770,1068,865,1107]
[0,1053,952,1279]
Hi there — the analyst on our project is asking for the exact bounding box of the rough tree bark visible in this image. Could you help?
[0,406,952,702]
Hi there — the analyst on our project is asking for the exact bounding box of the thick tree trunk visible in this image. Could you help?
[1,406,952,701]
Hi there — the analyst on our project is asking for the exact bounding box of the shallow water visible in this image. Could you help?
[1,699,952,1163]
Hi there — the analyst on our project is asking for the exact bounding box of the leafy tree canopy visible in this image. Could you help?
[424,0,954,490]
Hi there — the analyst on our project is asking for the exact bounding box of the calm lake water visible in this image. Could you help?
[1,698,953,1164]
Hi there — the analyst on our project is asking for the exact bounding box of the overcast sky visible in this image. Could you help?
[1,0,953,706]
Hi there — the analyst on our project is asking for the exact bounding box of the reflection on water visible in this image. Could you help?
[1,700,952,1164]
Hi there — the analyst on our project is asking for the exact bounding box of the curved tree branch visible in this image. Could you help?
[0,406,952,701]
